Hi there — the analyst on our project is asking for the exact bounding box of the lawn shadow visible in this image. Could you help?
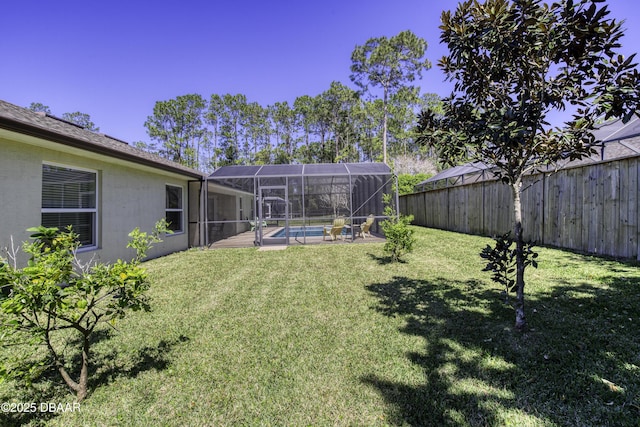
[363,275,640,426]
[367,252,399,265]
[89,333,190,393]
[0,331,189,427]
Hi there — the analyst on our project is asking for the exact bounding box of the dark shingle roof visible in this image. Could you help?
[0,99,204,179]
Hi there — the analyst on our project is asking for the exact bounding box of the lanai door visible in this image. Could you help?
[257,185,289,245]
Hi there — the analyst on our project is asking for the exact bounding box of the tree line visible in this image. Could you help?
[142,30,437,172]
[142,87,439,172]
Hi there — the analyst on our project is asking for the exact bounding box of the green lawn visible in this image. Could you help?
[2,227,639,426]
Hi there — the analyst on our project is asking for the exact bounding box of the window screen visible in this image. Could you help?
[166,185,183,232]
[41,164,97,247]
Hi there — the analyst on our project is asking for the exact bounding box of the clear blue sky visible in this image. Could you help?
[1,0,638,145]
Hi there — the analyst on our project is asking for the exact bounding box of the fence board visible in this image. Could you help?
[521,175,544,243]
[617,161,630,258]
[626,159,637,258]
[602,163,618,256]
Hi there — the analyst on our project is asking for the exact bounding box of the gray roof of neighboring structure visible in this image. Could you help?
[422,161,490,183]
[420,115,640,186]
[0,99,204,179]
[592,114,640,142]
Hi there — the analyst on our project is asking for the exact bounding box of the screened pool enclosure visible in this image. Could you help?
[188,163,396,246]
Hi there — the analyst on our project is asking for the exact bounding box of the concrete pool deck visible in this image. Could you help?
[207,227,385,249]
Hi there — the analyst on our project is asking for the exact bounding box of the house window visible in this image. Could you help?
[166,185,183,233]
[41,164,98,248]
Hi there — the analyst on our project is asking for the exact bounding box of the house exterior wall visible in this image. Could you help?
[0,131,194,265]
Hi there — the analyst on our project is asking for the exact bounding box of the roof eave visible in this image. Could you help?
[0,115,204,180]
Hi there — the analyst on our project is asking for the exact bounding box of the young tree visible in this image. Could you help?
[0,222,168,401]
[417,0,640,330]
[350,30,431,164]
[144,94,208,169]
[380,194,416,262]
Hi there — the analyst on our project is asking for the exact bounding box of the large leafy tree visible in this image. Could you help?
[145,94,208,169]
[357,99,384,162]
[387,87,423,156]
[218,94,248,166]
[206,94,225,169]
[269,101,296,164]
[321,81,360,162]
[243,101,271,164]
[293,96,314,147]
[350,30,431,164]
[417,0,639,330]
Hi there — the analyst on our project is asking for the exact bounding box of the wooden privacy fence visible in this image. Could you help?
[400,156,640,260]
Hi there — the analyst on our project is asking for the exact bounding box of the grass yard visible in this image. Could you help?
[1,226,640,426]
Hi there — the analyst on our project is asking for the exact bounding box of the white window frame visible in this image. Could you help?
[165,184,184,234]
[41,162,99,250]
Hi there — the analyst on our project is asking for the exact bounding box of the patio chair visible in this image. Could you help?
[358,215,375,238]
[249,217,268,232]
[323,217,346,241]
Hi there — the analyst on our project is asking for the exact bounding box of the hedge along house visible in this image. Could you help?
[198,163,396,246]
[0,99,205,264]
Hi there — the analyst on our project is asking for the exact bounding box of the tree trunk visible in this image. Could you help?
[45,329,88,400]
[382,87,388,164]
[512,180,526,331]
[77,334,90,401]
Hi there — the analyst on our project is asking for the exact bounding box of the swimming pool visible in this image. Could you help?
[269,226,350,238]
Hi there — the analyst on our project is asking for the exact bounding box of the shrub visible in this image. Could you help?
[0,220,169,401]
[380,194,416,262]
[480,232,538,305]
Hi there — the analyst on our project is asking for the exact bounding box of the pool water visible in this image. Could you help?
[269,226,350,238]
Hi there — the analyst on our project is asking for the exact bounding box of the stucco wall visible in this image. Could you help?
[0,133,194,265]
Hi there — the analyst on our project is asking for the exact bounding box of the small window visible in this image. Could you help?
[41,164,98,248]
[166,185,183,233]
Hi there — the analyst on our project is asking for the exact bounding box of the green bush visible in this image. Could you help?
[396,173,431,195]
[380,194,416,262]
[480,231,538,304]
